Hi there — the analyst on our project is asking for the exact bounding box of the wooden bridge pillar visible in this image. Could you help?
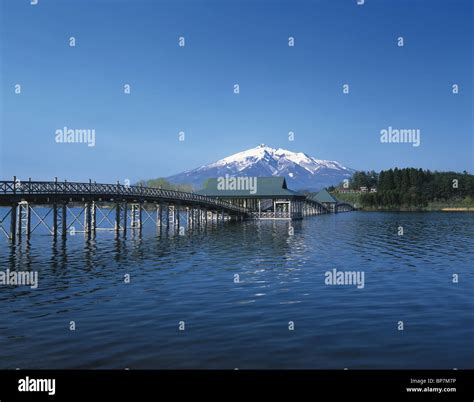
[157,203,162,229]
[24,202,31,238]
[123,203,128,234]
[176,205,180,229]
[61,203,67,237]
[170,205,176,230]
[91,201,97,233]
[131,204,142,230]
[115,203,121,232]
[52,204,58,237]
[165,204,170,231]
[139,204,142,228]
[84,202,92,234]
[17,201,30,241]
[10,204,17,242]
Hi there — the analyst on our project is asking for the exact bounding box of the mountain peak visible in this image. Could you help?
[166,145,355,190]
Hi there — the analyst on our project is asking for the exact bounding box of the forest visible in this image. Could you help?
[332,168,474,209]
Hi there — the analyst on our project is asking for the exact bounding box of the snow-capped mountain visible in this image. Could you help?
[166,144,355,190]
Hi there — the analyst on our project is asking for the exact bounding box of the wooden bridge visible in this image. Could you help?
[0,178,355,242]
[0,178,249,242]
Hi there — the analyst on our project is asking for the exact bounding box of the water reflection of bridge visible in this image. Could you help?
[0,178,354,241]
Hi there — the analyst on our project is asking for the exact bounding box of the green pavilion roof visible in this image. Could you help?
[196,177,304,198]
[310,188,338,204]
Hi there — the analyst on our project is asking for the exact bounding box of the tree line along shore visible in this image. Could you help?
[329,168,474,211]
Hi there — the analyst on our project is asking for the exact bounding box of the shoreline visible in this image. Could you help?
[355,207,474,212]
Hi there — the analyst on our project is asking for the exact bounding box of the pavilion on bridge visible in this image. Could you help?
[196,177,323,220]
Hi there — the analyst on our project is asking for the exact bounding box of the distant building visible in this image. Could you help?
[308,188,339,212]
[196,177,307,219]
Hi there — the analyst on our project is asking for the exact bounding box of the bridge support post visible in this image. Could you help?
[84,202,92,235]
[91,201,97,233]
[115,203,121,232]
[24,202,31,239]
[156,204,162,230]
[131,204,142,230]
[61,204,67,237]
[123,203,128,234]
[139,204,142,229]
[176,206,180,230]
[18,201,30,241]
[170,205,175,231]
[165,204,170,232]
[52,204,58,237]
[10,204,18,242]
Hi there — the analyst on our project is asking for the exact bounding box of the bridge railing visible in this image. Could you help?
[249,211,292,219]
[0,179,249,215]
[304,198,329,212]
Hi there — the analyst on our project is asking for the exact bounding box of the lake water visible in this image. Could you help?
[0,212,472,369]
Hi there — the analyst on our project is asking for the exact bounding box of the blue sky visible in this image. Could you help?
[1,0,472,183]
